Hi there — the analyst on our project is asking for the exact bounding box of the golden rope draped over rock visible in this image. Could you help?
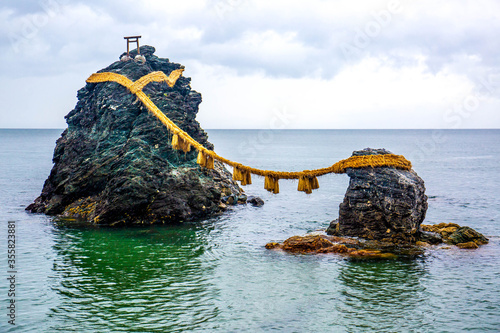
[86,71,413,194]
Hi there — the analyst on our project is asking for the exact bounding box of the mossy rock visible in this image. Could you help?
[446,226,489,245]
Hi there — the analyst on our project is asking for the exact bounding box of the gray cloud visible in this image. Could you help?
[0,0,499,128]
[2,0,499,80]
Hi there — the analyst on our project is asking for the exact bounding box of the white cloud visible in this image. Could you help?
[0,0,499,128]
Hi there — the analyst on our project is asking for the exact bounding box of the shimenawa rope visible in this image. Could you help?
[86,70,412,194]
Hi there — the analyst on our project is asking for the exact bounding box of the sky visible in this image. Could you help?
[0,0,499,129]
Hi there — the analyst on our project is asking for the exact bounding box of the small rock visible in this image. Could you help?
[326,219,339,235]
[281,235,333,253]
[439,226,458,238]
[222,195,236,205]
[416,241,431,247]
[247,196,264,207]
[265,242,280,249]
[419,230,443,244]
[237,194,247,204]
[316,244,350,254]
[435,222,460,229]
[421,224,439,233]
[266,234,397,258]
[456,241,479,249]
[352,148,393,156]
[346,249,397,259]
[446,226,489,245]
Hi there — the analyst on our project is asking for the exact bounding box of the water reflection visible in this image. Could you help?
[336,259,431,332]
[48,223,220,332]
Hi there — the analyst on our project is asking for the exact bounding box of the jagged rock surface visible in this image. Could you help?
[330,148,428,242]
[27,45,242,225]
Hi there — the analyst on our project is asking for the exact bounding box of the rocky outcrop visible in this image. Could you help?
[421,223,489,247]
[329,148,428,243]
[267,148,488,255]
[265,234,398,259]
[27,45,244,225]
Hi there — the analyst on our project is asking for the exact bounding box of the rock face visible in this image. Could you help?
[27,45,242,225]
[331,148,428,242]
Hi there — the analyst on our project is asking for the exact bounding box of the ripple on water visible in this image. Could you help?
[3,129,500,332]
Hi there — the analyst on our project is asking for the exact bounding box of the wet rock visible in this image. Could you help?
[266,234,397,259]
[27,46,242,225]
[326,219,339,235]
[456,241,479,249]
[439,226,459,238]
[337,148,428,242]
[419,230,443,244]
[281,235,334,253]
[265,242,280,249]
[344,249,397,259]
[247,196,264,207]
[222,195,237,205]
[420,224,489,247]
[447,226,489,245]
[237,194,247,204]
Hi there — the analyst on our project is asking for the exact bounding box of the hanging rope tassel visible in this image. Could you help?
[232,165,243,182]
[233,165,252,186]
[311,176,319,190]
[197,150,206,166]
[172,133,181,150]
[196,150,214,169]
[242,169,252,186]
[298,173,319,194]
[171,133,191,153]
[264,174,279,194]
[206,153,214,169]
[181,139,191,153]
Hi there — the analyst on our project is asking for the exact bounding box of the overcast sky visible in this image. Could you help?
[1,0,499,129]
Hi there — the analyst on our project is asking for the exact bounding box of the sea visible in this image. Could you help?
[0,129,499,332]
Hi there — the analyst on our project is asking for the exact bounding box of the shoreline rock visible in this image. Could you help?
[266,222,489,258]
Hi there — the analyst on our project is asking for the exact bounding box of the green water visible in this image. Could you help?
[1,129,499,332]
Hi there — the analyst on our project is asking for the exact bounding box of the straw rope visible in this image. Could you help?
[86,71,412,194]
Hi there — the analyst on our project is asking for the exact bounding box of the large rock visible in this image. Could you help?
[27,45,242,225]
[333,148,428,242]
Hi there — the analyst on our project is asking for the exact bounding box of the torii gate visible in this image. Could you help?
[124,36,141,56]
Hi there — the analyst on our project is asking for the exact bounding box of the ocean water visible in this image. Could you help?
[0,129,499,332]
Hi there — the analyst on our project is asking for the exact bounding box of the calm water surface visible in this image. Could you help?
[0,129,499,332]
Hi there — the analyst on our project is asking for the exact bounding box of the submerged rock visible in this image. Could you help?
[333,148,428,242]
[27,46,243,225]
[265,234,398,259]
[247,196,265,207]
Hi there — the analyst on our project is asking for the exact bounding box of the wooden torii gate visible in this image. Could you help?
[124,36,141,56]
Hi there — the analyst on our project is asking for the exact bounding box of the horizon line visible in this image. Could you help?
[1,127,500,131]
